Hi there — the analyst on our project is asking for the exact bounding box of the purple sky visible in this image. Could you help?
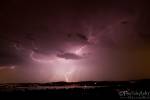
[0,0,150,82]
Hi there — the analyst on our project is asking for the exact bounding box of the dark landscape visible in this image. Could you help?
[0,79,150,99]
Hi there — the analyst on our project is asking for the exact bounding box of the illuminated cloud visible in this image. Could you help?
[0,65,16,70]
[57,52,83,60]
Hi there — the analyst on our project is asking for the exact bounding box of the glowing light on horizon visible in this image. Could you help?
[0,65,16,70]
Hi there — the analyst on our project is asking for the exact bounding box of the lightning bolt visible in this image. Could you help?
[64,68,75,82]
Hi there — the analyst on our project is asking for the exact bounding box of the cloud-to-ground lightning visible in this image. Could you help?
[29,43,90,82]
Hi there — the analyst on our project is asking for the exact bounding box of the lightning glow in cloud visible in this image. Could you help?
[30,51,54,63]
[29,45,90,82]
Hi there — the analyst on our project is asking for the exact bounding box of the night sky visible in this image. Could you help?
[0,0,150,83]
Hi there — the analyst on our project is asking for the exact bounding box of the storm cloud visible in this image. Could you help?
[0,0,150,82]
[57,52,83,60]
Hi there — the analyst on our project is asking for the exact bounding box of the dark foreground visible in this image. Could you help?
[0,79,150,99]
